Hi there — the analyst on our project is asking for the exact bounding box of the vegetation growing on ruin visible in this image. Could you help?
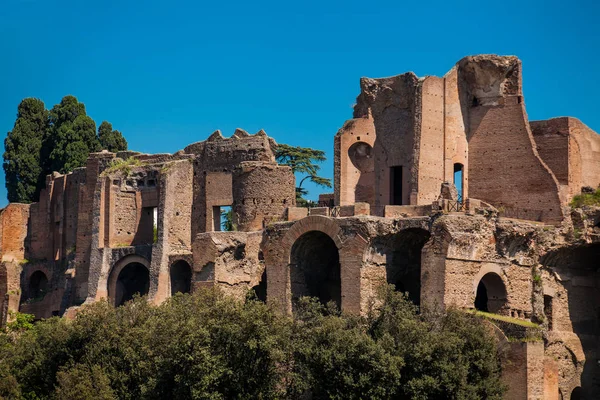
[102,157,145,176]
[275,144,332,207]
[570,188,600,208]
[3,96,128,203]
[0,288,506,400]
[470,309,541,329]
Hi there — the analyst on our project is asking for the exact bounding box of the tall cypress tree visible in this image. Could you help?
[3,98,48,203]
[98,121,127,152]
[44,96,101,174]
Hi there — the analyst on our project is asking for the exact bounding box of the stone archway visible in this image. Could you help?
[170,260,192,295]
[370,228,431,306]
[475,271,508,314]
[271,216,368,314]
[290,230,341,308]
[108,255,150,307]
[26,270,48,301]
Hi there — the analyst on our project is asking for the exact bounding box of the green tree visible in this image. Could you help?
[55,364,115,400]
[3,98,48,203]
[4,96,127,203]
[44,96,101,174]
[0,289,505,400]
[98,121,127,152]
[275,144,332,207]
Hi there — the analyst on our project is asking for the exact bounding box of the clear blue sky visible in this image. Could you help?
[1,0,598,207]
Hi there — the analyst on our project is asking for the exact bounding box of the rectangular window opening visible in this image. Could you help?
[390,166,404,205]
[453,163,464,202]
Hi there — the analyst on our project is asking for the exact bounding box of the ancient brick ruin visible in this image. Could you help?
[1,55,599,399]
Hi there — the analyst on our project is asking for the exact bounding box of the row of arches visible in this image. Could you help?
[288,227,509,314]
[108,259,193,307]
[17,231,510,313]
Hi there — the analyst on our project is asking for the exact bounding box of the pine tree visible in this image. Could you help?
[274,144,332,206]
[3,98,48,203]
[98,121,127,152]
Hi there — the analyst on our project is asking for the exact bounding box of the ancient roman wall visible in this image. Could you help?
[0,204,29,262]
[443,67,469,198]
[354,74,419,209]
[530,118,571,188]
[193,231,264,300]
[333,116,376,207]
[569,118,600,191]
[232,161,295,231]
[541,244,600,398]
[185,129,278,237]
[165,160,194,253]
[417,76,445,204]
[457,56,564,224]
[107,174,159,248]
[74,151,115,301]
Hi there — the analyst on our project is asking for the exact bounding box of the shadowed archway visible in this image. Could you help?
[290,230,341,309]
[475,272,507,314]
[170,260,192,295]
[108,258,150,307]
[27,270,48,301]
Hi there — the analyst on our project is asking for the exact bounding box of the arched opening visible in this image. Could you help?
[290,231,340,308]
[379,228,430,306]
[170,260,192,295]
[453,163,464,202]
[251,269,267,302]
[112,262,149,307]
[27,271,48,301]
[348,141,375,204]
[570,386,582,400]
[475,272,508,314]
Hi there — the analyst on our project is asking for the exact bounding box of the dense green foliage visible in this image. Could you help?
[3,96,127,203]
[275,144,332,207]
[3,98,48,203]
[98,121,128,153]
[0,288,505,400]
[570,187,600,208]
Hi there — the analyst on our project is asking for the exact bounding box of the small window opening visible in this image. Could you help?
[147,179,156,187]
[390,166,404,205]
[213,205,233,231]
[453,163,464,202]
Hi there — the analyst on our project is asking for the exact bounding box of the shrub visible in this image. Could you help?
[570,188,600,208]
[0,288,505,399]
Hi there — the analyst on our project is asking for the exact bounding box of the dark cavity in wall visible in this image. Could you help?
[290,231,341,309]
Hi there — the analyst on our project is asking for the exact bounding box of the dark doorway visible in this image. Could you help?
[571,387,582,400]
[251,269,267,302]
[379,228,431,306]
[474,272,508,314]
[453,163,464,202]
[27,271,48,300]
[475,282,488,312]
[115,262,150,306]
[290,231,341,309]
[170,260,192,295]
[390,166,404,205]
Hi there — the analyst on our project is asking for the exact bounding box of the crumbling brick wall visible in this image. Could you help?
[333,116,376,207]
[457,56,564,224]
[532,117,600,200]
